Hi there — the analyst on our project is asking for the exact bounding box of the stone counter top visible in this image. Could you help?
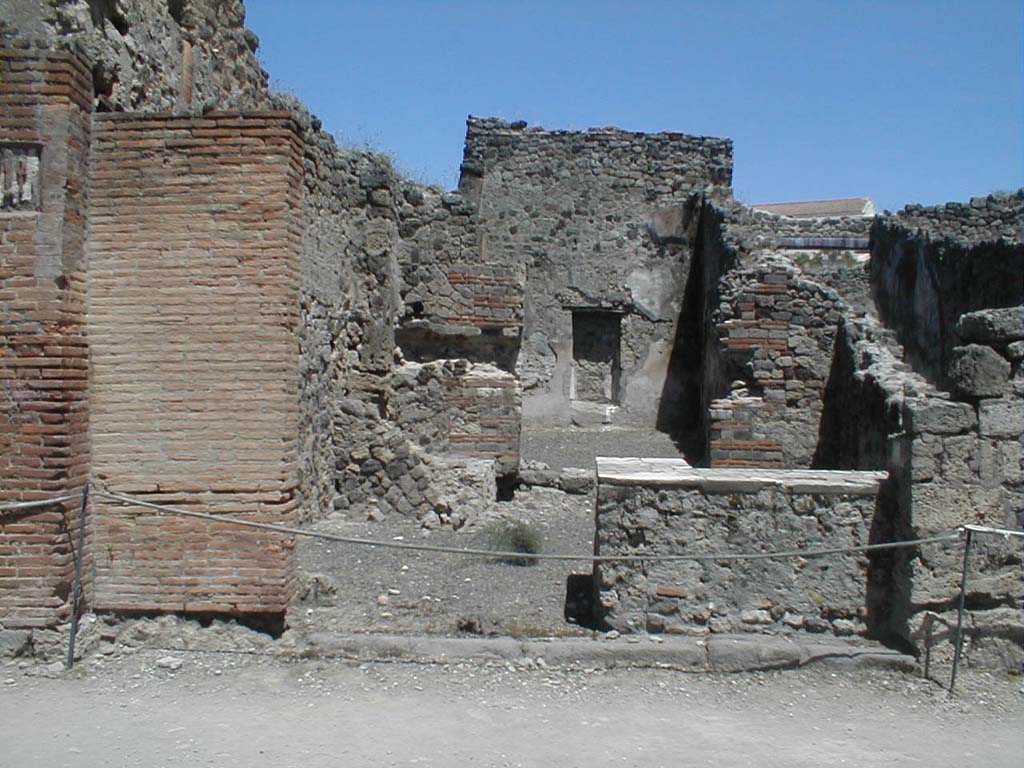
[595,457,888,495]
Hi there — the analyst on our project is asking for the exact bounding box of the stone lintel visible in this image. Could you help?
[596,457,887,495]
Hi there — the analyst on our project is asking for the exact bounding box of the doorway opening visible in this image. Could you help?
[571,310,621,404]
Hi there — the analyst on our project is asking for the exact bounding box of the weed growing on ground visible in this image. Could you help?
[481,516,544,566]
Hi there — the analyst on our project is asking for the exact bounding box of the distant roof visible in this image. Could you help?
[751,197,876,219]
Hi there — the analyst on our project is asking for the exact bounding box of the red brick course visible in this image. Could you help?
[0,48,92,628]
[87,112,304,616]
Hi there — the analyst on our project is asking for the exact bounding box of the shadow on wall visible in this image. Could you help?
[656,199,737,464]
[655,234,706,460]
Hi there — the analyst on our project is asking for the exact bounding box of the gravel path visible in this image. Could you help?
[1,651,1020,768]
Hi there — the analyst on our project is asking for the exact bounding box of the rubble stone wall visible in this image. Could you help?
[461,119,731,426]
[87,112,303,616]
[870,193,1024,385]
[2,0,269,113]
[594,462,886,636]
[0,47,92,630]
[722,205,871,250]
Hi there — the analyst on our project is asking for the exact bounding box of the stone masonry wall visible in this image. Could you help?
[722,204,871,251]
[461,118,731,426]
[594,461,887,636]
[815,317,1023,671]
[0,46,92,630]
[396,186,523,369]
[87,112,304,616]
[870,193,1024,385]
[332,357,519,526]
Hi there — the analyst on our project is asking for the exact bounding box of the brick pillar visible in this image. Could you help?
[87,112,304,617]
[0,47,92,629]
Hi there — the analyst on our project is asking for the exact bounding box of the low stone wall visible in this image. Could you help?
[721,204,872,251]
[594,459,887,636]
[392,359,521,477]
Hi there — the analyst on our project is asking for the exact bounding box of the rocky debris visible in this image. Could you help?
[948,344,1011,398]
[155,656,184,671]
[0,630,31,659]
[957,306,1024,344]
[556,467,595,494]
[296,572,339,605]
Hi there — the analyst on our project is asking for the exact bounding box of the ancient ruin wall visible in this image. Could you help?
[870,193,1024,386]
[461,118,732,427]
[594,461,886,636]
[709,257,845,468]
[396,187,523,370]
[720,205,871,251]
[87,112,304,615]
[815,317,1023,669]
[0,47,92,629]
[3,0,268,113]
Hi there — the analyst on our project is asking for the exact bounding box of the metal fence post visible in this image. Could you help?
[65,483,89,670]
[948,527,972,694]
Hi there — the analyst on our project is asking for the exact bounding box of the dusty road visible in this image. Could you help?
[1,651,1020,767]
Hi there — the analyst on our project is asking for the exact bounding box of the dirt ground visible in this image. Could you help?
[297,486,596,637]
[1,650,1021,768]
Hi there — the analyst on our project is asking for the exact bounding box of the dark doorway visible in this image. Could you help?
[571,310,621,404]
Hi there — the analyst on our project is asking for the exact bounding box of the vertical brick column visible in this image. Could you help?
[0,48,92,630]
[88,113,304,617]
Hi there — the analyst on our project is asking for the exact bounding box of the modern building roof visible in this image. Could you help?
[751,197,876,219]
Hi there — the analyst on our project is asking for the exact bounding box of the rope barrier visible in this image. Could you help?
[962,523,1024,540]
[0,493,82,514]
[6,486,1022,687]
[96,489,962,564]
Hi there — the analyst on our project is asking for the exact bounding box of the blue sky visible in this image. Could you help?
[245,1,1022,212]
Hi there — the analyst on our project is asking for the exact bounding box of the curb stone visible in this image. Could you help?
[304,632,915,673]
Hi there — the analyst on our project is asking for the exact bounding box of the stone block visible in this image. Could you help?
[978,399,1024,438]
[902,397,976,435]
[911,483,1005,530]
[956,305,1024,344]
[948,344,1010,399]
[557,467,595,494]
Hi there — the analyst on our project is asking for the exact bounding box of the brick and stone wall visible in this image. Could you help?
[87,112,304,616]
[0,47,92,630]
[396,187,523,369]
[709,257,845,468]
[461,119,731,427]
[594,459,887,636]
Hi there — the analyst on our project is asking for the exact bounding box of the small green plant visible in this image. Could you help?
[481,516,544,566]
